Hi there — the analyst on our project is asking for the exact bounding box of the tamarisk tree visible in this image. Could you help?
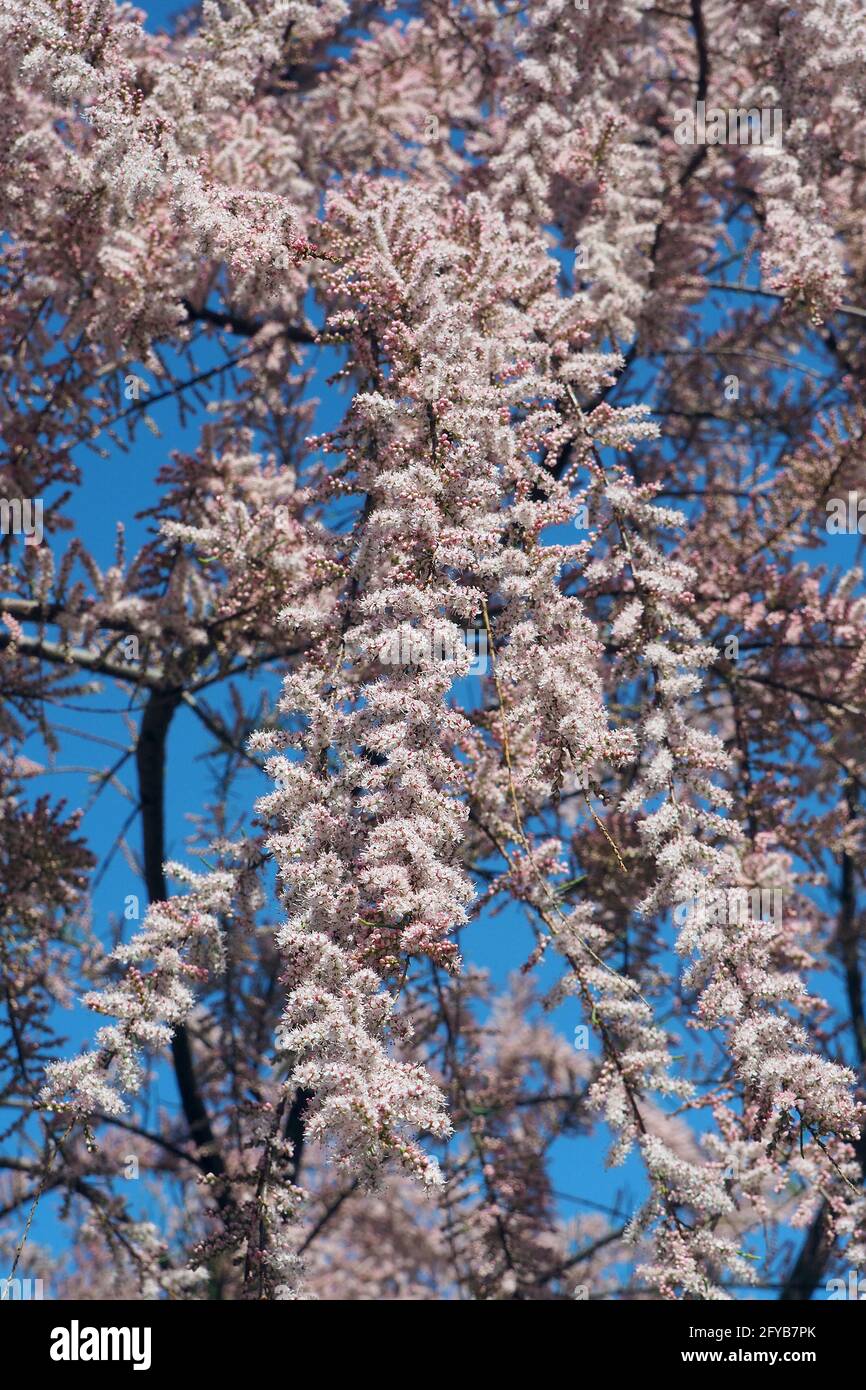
[1,0,865,1301]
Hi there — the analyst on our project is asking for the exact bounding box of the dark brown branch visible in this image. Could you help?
[284,1085,313,1185]
[135,689,227,1191]
[0,631,163,687]
[181,298,316,344]
[779,1199,834,1301]
[838,786,866,1069]
[779,794,865,1301]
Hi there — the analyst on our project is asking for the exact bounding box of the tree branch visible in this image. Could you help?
[135,689,227,1190]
